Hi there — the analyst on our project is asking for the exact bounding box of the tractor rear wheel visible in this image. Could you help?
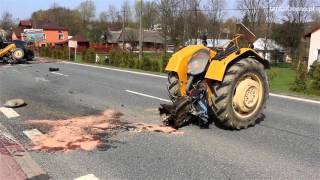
[211,58,269,129]
[167,72,180,101]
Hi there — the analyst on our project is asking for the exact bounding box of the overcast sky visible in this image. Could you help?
[0,0,239,21]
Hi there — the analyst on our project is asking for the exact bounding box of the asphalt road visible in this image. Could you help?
[0,59,319,180]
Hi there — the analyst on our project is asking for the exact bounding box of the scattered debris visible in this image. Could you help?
[3,99,26,108]
[49,67,59,72]
[134,123,183,135]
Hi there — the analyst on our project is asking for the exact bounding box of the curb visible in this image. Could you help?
[0,123,49,180]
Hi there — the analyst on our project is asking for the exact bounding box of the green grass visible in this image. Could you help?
[268,67,295,93]
[268,67,320,100]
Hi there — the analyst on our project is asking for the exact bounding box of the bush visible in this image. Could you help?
[308,61,320,95]
[141,56,152,71]
[267,68,279,81]
[109,49,123,67]
[290,63,308,92]
[81,48,96,63]
[160,53,170,72]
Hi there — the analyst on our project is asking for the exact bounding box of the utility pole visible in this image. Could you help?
[139,0,143,61]
[122,9,126,50]
[264,0,270,62]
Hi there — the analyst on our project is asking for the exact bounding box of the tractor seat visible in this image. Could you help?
[212,46,238,61]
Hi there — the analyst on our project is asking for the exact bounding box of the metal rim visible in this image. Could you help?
[232,72,263,120]
[12,49,24,59]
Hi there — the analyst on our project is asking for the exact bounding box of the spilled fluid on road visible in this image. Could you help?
[27,109,182,152]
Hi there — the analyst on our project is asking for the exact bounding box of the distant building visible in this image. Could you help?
[56,34,90,49]
[13,20,69,47]
[253,38,289,64]
[105,28,164,51]
[304,26,320,70]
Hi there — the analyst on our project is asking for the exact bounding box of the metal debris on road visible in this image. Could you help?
[3,99,26,108]
[49,67,59,72]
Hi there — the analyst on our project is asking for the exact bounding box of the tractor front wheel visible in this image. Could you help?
[211,58,269,129]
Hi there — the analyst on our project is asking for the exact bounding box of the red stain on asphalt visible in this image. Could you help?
[27,110,122,152]
[27,109,183,152]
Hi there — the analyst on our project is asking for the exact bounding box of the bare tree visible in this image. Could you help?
[78,0,96,25]
[205,0,225,39]
[140,1,159,30]
[0,12,14,30]
[311,11,320,26]
[157,0,181,50]
[262,0,283,60]
[285,0,310,24]
[238,0,265,32]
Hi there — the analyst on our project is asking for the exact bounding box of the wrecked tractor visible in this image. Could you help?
[159,23,270,130]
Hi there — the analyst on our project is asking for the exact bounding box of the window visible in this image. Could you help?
[43,34,46,40]
[58,33,64,40]
[318,49,320,60]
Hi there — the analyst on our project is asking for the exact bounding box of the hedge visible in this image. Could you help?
[38,48,171,73]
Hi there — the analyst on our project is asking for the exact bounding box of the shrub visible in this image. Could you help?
[109,49,123,67]
[267,68,279,81]
[290,63,308,92]
[308,61,320,95]
[82,48,96,63]
[160,53,170,72]
[141,56,152,71]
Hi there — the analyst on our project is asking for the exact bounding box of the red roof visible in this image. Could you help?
[19,20,32,27]
[69,34,89,42]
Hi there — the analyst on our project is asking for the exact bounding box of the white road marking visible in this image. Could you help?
[50,72,69,76]
[35,77,49,82]
[74,174,100,180]
[126,90,171,103]
[61,60,320,105]
[65,61,167,79]
[23,129,43,140]
[269,93,320,105]
[0,107,20,118]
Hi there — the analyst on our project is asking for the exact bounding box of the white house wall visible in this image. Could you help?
[308,29,320,70]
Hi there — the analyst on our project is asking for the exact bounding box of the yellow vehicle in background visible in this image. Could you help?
[159,23,269,130]
[0,38,25,64]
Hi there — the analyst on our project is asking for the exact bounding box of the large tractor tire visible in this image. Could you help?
[211,58,269,129]
[167,72,180,101]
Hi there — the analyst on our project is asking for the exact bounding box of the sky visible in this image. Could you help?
[0,0,238,21]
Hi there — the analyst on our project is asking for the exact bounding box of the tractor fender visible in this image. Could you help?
[0,44,16,57]
[205,48,270,81]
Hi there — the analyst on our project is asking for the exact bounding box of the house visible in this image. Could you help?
[56,34,90,49]
[106,28,164,51]
[304,26,320,70]
[13,20,69,47]
[253,38,289,64]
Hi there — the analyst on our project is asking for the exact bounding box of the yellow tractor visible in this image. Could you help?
[0,38,24,64]
[159,23,269,130]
